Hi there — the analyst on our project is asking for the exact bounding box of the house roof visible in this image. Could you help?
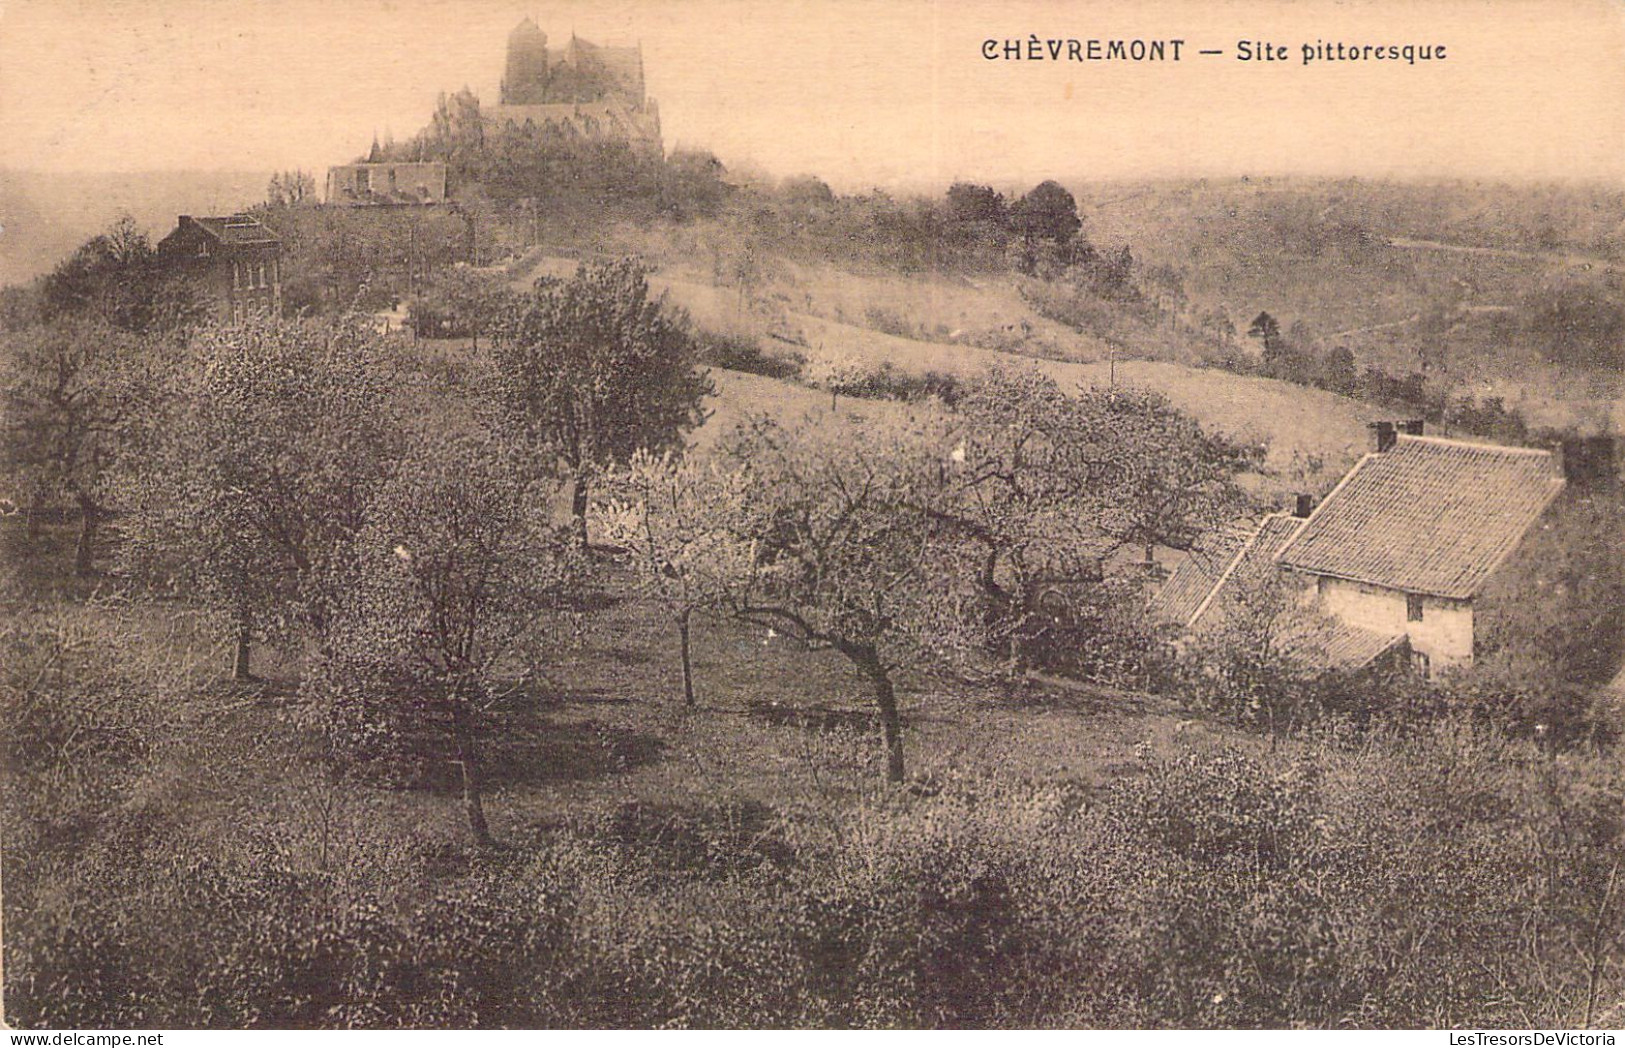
[1277,616,1407,672]
[161,214,280,249]
[1150,524,1253,626]
[1153,510,1409,675]
[1186,512,1309,634]
[191,215,280,245]
[1275,435,1564,600]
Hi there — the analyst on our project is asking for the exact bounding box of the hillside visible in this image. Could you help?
[519,252,1380,494]
[1074,177,1625,433]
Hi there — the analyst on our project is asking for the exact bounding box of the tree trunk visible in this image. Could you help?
[232,621,253,681]
[73,496,99,577]
[858,651,906,783]
[571,474,590,549]
[451,699,493,846]
[678,609,696,707]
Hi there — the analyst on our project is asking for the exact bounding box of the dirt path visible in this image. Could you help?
[1388,236,1619,271]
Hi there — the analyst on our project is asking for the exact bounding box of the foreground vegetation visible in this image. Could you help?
[5,288,1625,1029]
[8,554,1625,1028]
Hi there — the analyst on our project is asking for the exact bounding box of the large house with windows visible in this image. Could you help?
[1154,423,1571,677]
[155,214,283,322]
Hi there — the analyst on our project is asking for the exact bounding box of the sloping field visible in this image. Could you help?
[519,253,1380,489]
[694,368,914,451]
[787,312,1376,479]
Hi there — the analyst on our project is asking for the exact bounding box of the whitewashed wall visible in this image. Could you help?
[1317,577,1475,671]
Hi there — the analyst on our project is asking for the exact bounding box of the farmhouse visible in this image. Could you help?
[1156,423,1570,677]
[1275,427,1565,675]
[155,214,283,323]
[1152,502,1412,673]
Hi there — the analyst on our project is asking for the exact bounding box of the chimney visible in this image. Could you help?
[1561,435,1618,488]
[1370,421,1397,453]
[1293,493,1314,518]
[1400,419,1425,437]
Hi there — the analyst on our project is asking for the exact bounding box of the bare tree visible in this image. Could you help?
[492,258,713,547]
[719,414,976,782]
[116,314,400,678]
[920,367,1247,669]
[266,170,318,208]
[1,318,166,575]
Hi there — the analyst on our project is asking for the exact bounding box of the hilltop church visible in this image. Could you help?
[482,18,663,155]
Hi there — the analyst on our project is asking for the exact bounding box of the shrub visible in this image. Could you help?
[694,330,805,380]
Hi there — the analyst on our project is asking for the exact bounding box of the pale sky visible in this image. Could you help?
[3,0,1624,189]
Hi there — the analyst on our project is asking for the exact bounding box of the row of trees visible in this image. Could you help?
[1241,310,1534,444]
[2,259,711,844]
[715,177,1096,277]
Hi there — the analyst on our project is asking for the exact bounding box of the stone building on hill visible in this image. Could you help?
[483,18,663,155]
[325,162,448,207]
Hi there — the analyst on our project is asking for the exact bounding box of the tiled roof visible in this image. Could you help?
[1188,513,1309,634]
[1276,435,1563,600]
[191,215,280,246]
[1150,525,1252,626]
[1277,616,1407,672]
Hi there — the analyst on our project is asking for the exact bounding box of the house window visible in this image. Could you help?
[258,262,267,288]
[233,261,241,289]
[1406,593,1424,622]
[356,169,371,194]
[1410,649,1431,676]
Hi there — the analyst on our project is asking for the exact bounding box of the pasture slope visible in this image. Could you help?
[515,252,1380,489]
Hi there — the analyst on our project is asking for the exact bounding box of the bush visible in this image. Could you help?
[694,330,804,380]
[11,847,587,1028]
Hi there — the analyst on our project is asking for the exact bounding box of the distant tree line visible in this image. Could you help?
[1230,309,1535,446]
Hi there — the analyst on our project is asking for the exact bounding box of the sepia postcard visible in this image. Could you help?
[3,0,1625,1033]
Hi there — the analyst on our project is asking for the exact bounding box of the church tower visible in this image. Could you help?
[501,18,551,105]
